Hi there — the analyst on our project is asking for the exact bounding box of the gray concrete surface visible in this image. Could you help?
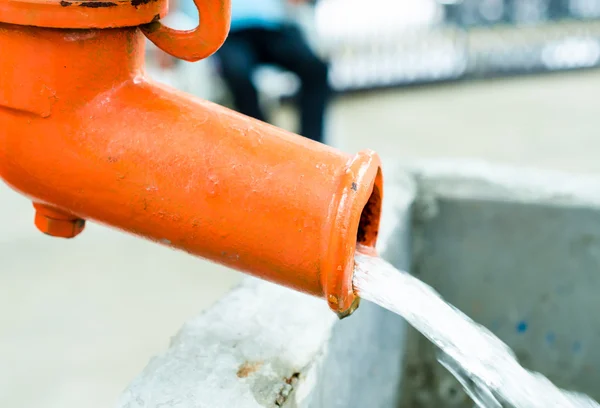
[4,68,600,408]
[402,160,600,407]
[118,278,339,408]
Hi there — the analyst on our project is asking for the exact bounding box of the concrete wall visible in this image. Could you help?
[119,160,600,407]
[403,160,600,407]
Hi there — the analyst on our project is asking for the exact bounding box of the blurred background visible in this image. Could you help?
[4,0,600,407]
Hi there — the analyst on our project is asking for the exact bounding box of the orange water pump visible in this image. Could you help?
[0,0,382,317]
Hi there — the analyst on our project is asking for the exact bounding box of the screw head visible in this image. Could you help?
[34,211,85,238]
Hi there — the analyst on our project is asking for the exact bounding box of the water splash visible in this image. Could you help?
[353,252,600,408]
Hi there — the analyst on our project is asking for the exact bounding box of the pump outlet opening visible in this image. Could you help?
[356,168,382,250]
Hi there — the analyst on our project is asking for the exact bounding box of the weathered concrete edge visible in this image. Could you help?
[117,164,416,408]
[407,158,600,208]
[117,277,337,408]
[400,158,600,270]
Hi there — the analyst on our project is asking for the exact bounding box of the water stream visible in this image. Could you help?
[353,252,600,408]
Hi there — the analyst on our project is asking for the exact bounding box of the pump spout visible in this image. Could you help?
[0,13,382,318]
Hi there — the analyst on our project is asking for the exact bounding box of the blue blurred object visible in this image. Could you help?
[177,0,198,21]
[179,0,286,32]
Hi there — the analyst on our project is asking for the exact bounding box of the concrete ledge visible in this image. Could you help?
[118,278,336,408]
[410,159,600,207]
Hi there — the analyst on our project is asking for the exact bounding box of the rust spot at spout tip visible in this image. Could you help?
[357,182,381,245]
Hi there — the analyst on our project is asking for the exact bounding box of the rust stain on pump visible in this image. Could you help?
[0,0,383,317]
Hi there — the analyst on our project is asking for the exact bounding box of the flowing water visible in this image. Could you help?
[353,252,600,408]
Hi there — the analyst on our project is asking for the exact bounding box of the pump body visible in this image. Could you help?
[0,0,382,317]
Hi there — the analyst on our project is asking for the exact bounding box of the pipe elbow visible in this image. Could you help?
[1,77,383,318]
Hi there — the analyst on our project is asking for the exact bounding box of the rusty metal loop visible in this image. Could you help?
[141,0,231,62]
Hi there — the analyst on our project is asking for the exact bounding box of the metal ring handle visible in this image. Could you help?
[142,0,231,62]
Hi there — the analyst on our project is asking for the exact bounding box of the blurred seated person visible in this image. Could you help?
[180,0,331,143]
